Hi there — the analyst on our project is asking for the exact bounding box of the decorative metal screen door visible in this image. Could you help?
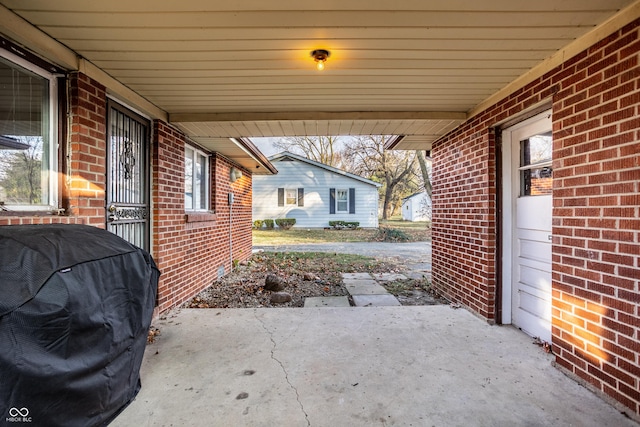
[106,101,150,251]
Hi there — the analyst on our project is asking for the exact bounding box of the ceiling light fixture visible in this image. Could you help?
[311,49,330,71]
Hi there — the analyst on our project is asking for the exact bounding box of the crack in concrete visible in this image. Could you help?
[255,312,311,427]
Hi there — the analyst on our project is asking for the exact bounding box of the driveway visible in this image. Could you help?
[254,241,432,278]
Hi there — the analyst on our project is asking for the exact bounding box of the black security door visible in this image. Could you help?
[106,101,150,250]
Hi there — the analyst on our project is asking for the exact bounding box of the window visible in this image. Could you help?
[520,131,552,196]
[330,188,355,214]
[0,52,58,210]
[277,188,304,207]
[285,189,297,205]
[185,145,209,211]
[336,189,348,212]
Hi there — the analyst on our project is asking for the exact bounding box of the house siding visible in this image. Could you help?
[402,193,431,222]
[0,71,253,314]
[432,20,640,418]
[253,158,379,228]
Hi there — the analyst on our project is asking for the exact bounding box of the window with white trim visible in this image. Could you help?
[184,145,210,211]
[0,51,58,210]
[336,189,348,213]
[520,132,553,196]
[277,187,304,207]
[285,189,297,205]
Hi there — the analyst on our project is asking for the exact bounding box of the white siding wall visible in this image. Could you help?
[253,160,379,228]
[402,198,413,221]
[401,193,431,222]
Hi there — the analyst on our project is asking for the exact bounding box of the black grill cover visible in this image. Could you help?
[0,224,159,426]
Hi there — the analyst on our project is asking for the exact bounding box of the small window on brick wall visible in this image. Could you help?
[0,51,58,210]
[185,145,210,211]
[520,132,553,196]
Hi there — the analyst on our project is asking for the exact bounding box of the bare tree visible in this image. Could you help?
[342,135,417,220]
[418,194,432,221]
[0,137,43,204]
[416,150,432,198]
[273,136,342,166]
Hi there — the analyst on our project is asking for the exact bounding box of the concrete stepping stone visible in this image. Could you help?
[304,296,351,307]
[352,294,401,307]
[340,271,401,307]
[344,282,389,296]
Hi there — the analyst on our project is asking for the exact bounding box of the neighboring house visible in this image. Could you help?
[401,192,432,222]
[253,152,381,228]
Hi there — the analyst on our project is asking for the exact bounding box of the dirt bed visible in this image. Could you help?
[184,251,445,309]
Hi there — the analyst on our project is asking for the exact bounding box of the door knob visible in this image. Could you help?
[108,204,117,221]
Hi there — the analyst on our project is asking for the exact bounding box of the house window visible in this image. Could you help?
[285,189,297,205]
[185,145,209,211]
[520,131,553,196]
[0,52,58,210]
[336,189,348,212]
[330,188,355,214]
[277,188,304,207]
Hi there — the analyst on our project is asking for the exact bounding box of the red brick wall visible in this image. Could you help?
[66,73,108,225]
[431,126,497,320]
[433,20,639,417]
[551,21,640,417]
[152,121,253,312]
[212,153,254,264]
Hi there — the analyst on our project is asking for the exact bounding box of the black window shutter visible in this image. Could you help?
[329,188,336,214]
[278,188,284,206]
[298,188,304,206]
[349,188,356,214]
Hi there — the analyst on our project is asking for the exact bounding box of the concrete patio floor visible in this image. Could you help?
[112,306,637,427]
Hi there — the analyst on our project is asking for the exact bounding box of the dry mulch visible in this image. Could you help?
[184,251,443,309]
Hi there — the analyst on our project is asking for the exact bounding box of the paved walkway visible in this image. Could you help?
[112,307,638,426]
[306,272,403,307]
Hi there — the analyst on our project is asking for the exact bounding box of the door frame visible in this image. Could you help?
[500,110,552,327]
[105,99,152,251]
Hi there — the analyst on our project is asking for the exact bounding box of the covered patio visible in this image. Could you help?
[1,0,638,421]
[112,306,636,426]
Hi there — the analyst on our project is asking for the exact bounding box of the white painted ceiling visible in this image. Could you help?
[0,0,637,162]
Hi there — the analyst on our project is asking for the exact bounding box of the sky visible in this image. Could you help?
[250,137,281,157]
[251,136,352,158]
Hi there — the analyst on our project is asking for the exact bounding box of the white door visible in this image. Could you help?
[502,111,553,342]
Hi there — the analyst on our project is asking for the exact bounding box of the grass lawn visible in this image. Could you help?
[252,219,431,245]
